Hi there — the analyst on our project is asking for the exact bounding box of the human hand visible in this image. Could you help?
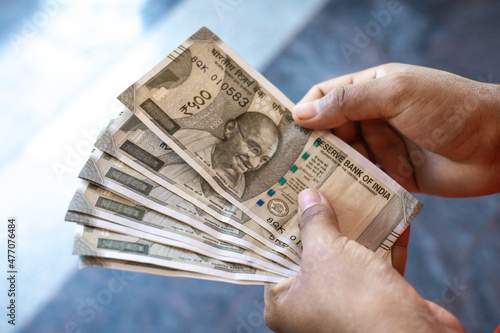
[264,189,464,333]
[293,63,500,197]
[391,224,410,276]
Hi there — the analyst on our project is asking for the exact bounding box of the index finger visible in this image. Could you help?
[391,226,411,275]
[297,67,380,104]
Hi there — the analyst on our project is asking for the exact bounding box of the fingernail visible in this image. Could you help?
[298,189,322,213]
[293,101,318,120]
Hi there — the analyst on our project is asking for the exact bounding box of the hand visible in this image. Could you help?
[293,63,500,197]
[391,224,410,276]
[264,189,464,333]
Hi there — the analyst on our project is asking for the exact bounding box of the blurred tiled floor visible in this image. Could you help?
[15,0,500,332]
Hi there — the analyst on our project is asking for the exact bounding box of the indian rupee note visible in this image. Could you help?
[79,256,272,285]
[66,180,297,276]
[78,147,300,268]
[118,27,423,256]
[67,211,294,278]
[95,107,299,260]
[73,224,285,284]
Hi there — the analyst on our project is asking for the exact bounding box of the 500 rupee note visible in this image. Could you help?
[73,224,285,284]
[79,256,272,285]
[79,147,300,268]
[95,108,300,261]
[118,27,422,256]
[66,180,296,276]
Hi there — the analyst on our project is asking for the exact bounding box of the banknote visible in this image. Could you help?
[66,180,297,276]
[67,211,294,278]
[95,107,300,260]
[73,224,286,284]
[118,27,423,256]
[78,147,301,268]
[79,256,273,286]
[95,108,243,222]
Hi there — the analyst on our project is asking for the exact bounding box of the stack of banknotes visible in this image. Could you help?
[65,27,423,285]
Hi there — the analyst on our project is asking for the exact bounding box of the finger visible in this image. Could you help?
[394,225,411,249]
[331,121,360,143]
[350,140,371,161]
[391,226,411,275]
[298,189,341,253]
[293,75,408,130]
[297,67,381,105]
[298,84,327,105]
[358,119,419,192]
[331,122,374,162]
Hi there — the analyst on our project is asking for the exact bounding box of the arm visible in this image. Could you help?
[293,63,500,197]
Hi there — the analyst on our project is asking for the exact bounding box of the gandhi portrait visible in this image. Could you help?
[209,112,279,197]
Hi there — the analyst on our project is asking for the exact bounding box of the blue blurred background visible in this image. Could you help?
[0,0,498,332]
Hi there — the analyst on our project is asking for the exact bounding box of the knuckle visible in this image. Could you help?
[300,204,335,230]
[321,86,347,112]
[388,72,413,91]
[311,83,323,96]
[305,84,326,101]
[384,73,416,111]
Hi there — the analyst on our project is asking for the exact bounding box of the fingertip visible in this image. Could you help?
[298,189,322,212]
[298,189,338,232]
[293,96,349,130]
[391,245,408,276]
[293,101,318,121]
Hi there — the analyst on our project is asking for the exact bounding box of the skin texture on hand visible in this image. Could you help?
[293,63,500,197]
[264,189,465,333]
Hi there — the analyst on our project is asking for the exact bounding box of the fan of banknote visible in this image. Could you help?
[65,27,423,285]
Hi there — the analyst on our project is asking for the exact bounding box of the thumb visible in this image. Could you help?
[298,189,342,259]
[293,77,401,129]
